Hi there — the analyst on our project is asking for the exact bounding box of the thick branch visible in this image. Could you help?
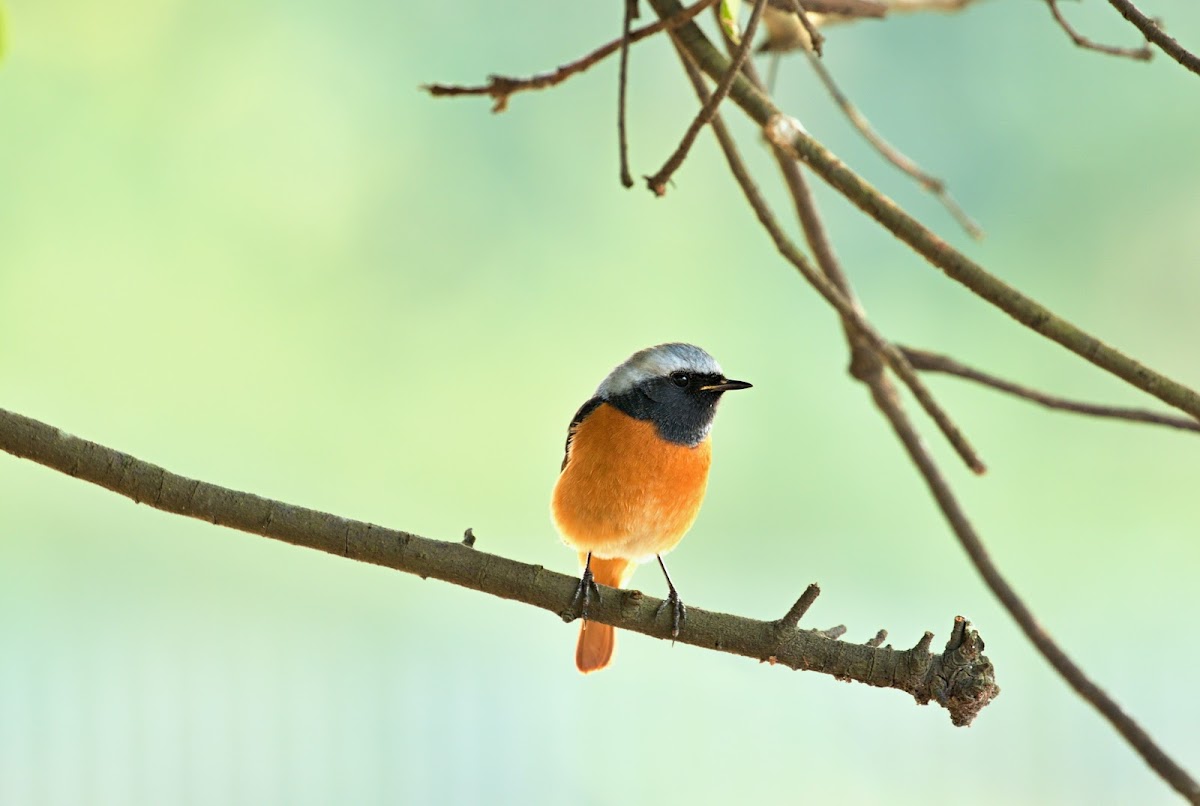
[646,0,1200,424]
[0,406,999,725]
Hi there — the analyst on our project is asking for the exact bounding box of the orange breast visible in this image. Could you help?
[551,402,712,561]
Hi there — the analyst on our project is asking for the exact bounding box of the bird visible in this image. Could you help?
[551,343,751,673]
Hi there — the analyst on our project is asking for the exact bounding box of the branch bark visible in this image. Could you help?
[0,406,999,726]
[1107,0,1200,76]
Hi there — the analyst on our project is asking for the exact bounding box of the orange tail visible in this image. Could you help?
[576,555,634,674]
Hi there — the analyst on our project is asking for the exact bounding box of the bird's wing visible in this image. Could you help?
[561,397,603,472]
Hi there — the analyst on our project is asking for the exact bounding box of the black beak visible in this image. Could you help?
[699,378,752,392]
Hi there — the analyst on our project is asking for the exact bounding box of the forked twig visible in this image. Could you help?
[674,39,985,474]
[651,0,1200,424]
[1046,0,1152,61]
[644,0,768,195]
[901,346,1200,433]
[422,0,719,112]
[787,0,825,56]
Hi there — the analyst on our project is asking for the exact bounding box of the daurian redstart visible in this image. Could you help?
[551,343,750,673]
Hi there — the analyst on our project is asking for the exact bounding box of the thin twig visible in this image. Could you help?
[618,0,638,188]
[788,0,825,56]
[0,406,999,726]
[758,0,979,53]
[422,0,718,112]
[900,346,1200,432]
[644,0,768,195]
[803,49,983,240]
[777,583,822,630]
[648,0,1200,424]
[865,630,888,648]
[765,0,886,15]
[875,0,977,11]
[1107,0,1200,76]
[1046,0,1152,60]
[674,43,985,474]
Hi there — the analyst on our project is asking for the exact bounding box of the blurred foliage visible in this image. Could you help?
[2,1,1199,804]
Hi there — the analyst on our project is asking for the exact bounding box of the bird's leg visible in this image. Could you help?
[570,552,602,619]
[654,554,687,640]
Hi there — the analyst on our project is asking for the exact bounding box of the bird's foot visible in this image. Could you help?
[656,586,687,641]
[570,567,601,620]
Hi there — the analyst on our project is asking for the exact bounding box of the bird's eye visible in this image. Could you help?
[670,372,689,388]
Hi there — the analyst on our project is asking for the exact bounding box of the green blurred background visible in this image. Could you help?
[3,0,1199,803]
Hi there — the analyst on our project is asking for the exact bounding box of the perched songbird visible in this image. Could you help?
[551,343,751,673]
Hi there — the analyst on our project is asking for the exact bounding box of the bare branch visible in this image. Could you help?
[422,0,718,112]
[766,0,886,16]
[707,39,1200,801]
[0,406,998,726]
[759,0,982,52]
[618,0,638,188]
[672,41,985,473]
[644,0,767,195]
[902,346,1200,433]
[1108,0,1200,76]
[874,0,979,11]
[648,0,1200,424]
[1046,0,1152,61]
[787,0,825,56]
[803,49,983,239]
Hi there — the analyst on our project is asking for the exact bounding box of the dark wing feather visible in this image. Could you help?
[561,397,603,472]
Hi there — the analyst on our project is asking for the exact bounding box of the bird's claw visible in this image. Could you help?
[656,587,687,641]
[570,568,601,620]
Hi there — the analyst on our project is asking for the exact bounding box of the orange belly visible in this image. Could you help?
[552,402,712,562]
